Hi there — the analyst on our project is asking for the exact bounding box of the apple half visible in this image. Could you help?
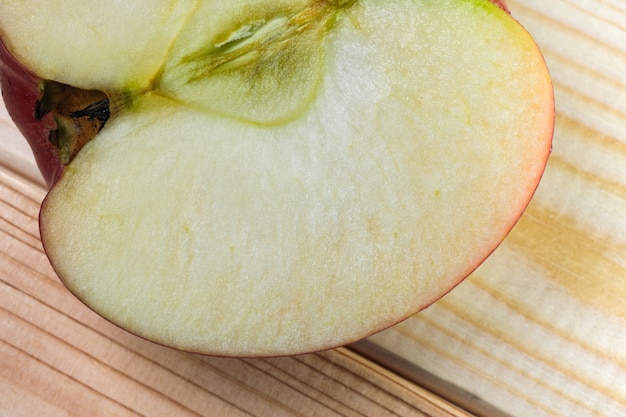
[0,0,553,356]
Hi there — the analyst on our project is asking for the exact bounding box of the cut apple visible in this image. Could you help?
[0,0,553,356]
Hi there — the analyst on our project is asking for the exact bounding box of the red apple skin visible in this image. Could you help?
[492,0,509,13]
[0,39,61,187]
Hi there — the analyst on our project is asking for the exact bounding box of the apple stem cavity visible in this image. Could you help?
[0,38,122,182]
[35,80,111,164]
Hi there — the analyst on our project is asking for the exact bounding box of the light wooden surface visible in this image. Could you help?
[365,1,626,416]
[0,144,467,416]
[2,1,626,416]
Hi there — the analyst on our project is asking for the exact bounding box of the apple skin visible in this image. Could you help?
[0,39,60,186]
[0,0,510,189]
[1,39,111,186]
[492,0,509,13]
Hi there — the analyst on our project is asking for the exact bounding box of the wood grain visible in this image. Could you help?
[365,1,626,416]
[0,161,469,417]
[2,1,626,416]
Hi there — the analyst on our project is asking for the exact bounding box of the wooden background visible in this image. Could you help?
[2,1,626,416]
[365,1,626,416]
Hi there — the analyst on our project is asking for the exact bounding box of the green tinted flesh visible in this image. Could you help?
[156,0,356,125]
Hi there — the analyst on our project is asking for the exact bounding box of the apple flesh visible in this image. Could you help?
[0,0,553,356]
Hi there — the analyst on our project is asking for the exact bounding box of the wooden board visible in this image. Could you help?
[0,130,467,416]
[362,1,626,416]
[2,1,626,416]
